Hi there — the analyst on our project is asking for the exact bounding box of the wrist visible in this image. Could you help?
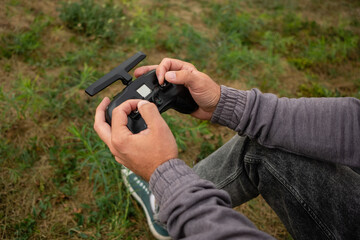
[149,159,197,205]
[209,84,221,114]
[210,86,248,130]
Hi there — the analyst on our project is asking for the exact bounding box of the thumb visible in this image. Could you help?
[137,100,164,128]
[165,70,197,87]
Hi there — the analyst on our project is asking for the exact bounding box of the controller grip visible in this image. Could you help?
[171,85,198,114]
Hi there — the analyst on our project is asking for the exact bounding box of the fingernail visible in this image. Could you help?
[138,100,149,108]
[165,71,176,81]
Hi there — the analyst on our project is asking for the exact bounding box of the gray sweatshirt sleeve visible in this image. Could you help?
[149,159,274,240]
[149,85,359,239]
[211,86,360,167]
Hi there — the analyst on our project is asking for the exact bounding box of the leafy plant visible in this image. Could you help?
[0,18,48,59]
[297,82,341,97]
[59,0,124,42]
[162,24,211,67]
[163,113,211,151]
[260,31,295,54]
[197,135,223,161]
[217,44,261,79]
[209,3,260,45]
[66,125,134,235]
[0,75,48,126]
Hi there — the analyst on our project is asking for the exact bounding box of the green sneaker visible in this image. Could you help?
[121,167,171,240]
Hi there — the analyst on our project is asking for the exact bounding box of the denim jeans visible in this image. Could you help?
[193,134,360,240]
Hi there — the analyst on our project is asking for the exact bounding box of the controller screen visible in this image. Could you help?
[136,84,151,98]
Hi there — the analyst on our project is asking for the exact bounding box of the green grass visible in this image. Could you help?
[297,82,342,98]
[0,17,49,60]
[1,0,360,239]
[161,24,211,68]
[59,0,124,42]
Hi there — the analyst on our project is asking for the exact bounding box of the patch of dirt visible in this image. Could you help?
[0,58,39,90]
[277,61,308,96]
[295,0,360,31]
[0,1,34,31]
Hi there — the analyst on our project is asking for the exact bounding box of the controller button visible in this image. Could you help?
[160,80,169,89]
[129,110,139,119]
[154,97,163,106]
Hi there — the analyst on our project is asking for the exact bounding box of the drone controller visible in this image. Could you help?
[85,52,198,133]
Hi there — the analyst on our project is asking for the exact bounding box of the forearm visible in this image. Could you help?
[149,159,274,240]
[212,86,360,167]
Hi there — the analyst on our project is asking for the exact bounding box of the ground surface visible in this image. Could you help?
[1,0,359,239]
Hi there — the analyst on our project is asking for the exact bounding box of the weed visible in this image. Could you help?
[209,3,261,45]
[66,64,98,97]
[161,24,211,67]
[249,0,298,10]
[125,6,162,50]
[13,216,36,240]
[197,135,223,161]
[128,23,159,49]
[59,0,124,42]
[289,32,359,70]
[0,31,40,58]
[163,113,210,151]
[59,42,100,67]
[66,125,134,235]
[0,75,48,125]
[42,64,100,120]
[297,82,341,97]
[281,14,319,36]
[217,44,260,79]
[217,41,283,90]
[260,31,295,55]
[181,25,211,67]
[208,2,286,83]
[0,18,48,60]
[277,14,360,70]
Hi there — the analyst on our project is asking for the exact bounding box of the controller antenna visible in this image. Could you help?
[85,51,146,96]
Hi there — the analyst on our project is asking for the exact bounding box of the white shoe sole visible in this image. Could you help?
[121,168,171,240]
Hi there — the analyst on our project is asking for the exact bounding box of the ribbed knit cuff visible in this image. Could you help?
[211,85,248,131]
[149,159,199,205]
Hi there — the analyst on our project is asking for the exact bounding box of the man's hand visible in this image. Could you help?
[134,58,221,120]
[94,97,178,181]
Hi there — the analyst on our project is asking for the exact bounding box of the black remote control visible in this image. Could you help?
[85,52,198,133]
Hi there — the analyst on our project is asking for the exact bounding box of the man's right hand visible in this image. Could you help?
[134,58,221,120]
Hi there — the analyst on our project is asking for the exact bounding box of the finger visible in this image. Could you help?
[165,69,198,88]
[137,100,164,129]
[134,65,158,78]
[156,58,196,85]
[111,99,141,137]
[94,97,112,146]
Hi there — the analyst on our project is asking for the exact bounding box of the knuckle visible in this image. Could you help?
[162,57,171,62]
[188,63,195,69]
